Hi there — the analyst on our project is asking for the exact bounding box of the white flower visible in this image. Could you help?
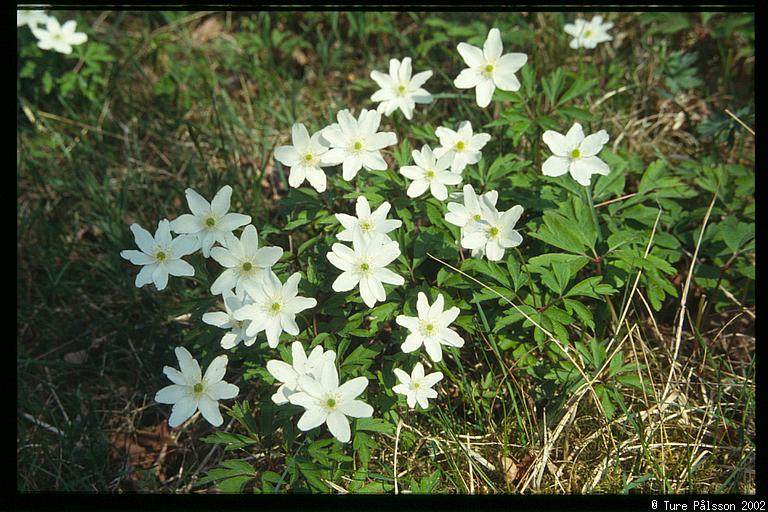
[454,27,528,108]
[327,232,405,308]
[320,109,398,181]
[17,10,50,28]
[400,145,462,201]
[433,121,491,173]
[202,289,258,349]
[120,219,197,291]
[461,203,524,261]
[273,123,331,193]
[395,292,464,362]
[209,224,283,296]
[370,57,433,120]
[266,341,336,405]
[170,185,252,258]
[30,17,87,55]
[288,359,373,443]
[542,123,610,186]
[444,184,498,229]
[233,271,317,349]
[335,195,402,243]
[564,16,614,50]
[155,347,239,428]
[392,362,443,410]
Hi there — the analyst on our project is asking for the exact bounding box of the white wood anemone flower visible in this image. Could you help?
[392,362,443,410]
[395,292,464,362]
[326,232,405,308]
[320,109,398,181]
[400,145,462,201]
[120,219,197,291]
[155,347,239,428]
[564,16,614,50]
[209,224,283,296]
[433,121,491,174]
[288,359,373,443]
[273,123,331,193]
[170,185,252,258]
[461,203,524,261]
[202,289,258,349]
[31,17,87,54]
[17,10,50,28]
[541,122,610,186]
[454,27,528,108]
[335,195,402,243]
[234,271,317,349]
[444,184,499,229]
[370,57,433,120]
[266,341,337,405]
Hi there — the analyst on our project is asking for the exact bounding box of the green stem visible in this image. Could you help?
[585,184,603,245]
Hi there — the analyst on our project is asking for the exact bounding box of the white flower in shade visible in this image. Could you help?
[392,362,443,410]
[120,219,197,291]
[433,121,491,173]
[266,341,336,405]
[395,292,464,362]
[17,10,50,28]
[335,195,402,243]
[327,232,405,308]
[288,359,373,443]
[370,57,433,120]
[400,145,462,201]
[30,17,87,55]
[444,184,499,229]
[564,16,614,50]
[233,271,317,349]
[155,347,239,428]
[209,225,283,296]
[202,289,258,349]
[273,123,331,193]
[170,185,252,258]
[461,203,524,261]
[454,28,528,108]
[542,123,610,186]
[320,109,398,181]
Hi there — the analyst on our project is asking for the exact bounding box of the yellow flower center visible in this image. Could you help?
[425,169,436,178]
[412,382,421,389]
[570,148,581,159]
[489,226,500,238]
[326,398,336,408]
[584,30,593,38]
[360,262,370,272]
[193,383,204,393]
[473,214,482,221]
[455,140,466,151]
[397,84,407,95]
[206,217,216,228]
[425,323,435,333]
[271,302,282,312]
[235,320,245,328]
[353,141,363,151]
[360,220,372,232]
[155,251,167,261]
[242,262,253,272]
[304,153,313,162]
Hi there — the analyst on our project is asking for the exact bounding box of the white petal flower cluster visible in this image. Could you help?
[399,145,462,201]
[209,225,283,296]
[233,271,317,348]
[17,10,50,28]
[321,109,398,181]
[335,195,402,242]
[392,362,443,410]
[542,122,610,186]
[396,292,464,362]
[155,347,239,427]
[370,57,433,120]
[30,16,88,55]
[445,184,524,261]
[434,121,491,174]
[267,346,372,443]
[564,16,614,50]
[266,342,336,405]
[273,123,332,193]
[454,28,528,108]
[171,185,252,258]
[202,289,259,349]
[120,220,197,291]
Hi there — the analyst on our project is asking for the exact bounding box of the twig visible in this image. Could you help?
[394,419,403,495]
[23,413,64,436]
[724,109,755,136]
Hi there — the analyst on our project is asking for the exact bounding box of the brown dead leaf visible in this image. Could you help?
[292,48,309,66]
[192,16,222,43]
[64,350,87,365]
[108,422,180,482]
[501,456,518,483]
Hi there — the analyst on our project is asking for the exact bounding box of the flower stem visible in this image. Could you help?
[585,184,602,244]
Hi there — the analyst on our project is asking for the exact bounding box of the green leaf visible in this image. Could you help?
[557,77,599,107]
[565,276,617,299]
[355,417,395,434]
